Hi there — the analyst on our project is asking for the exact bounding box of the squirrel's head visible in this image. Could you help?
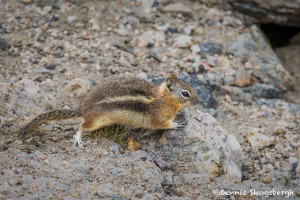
[163,74,199,107]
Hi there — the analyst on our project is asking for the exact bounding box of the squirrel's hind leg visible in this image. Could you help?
[73,114,113,148]
[73,129,84,148]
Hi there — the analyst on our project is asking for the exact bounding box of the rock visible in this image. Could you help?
[228,0,300,27]
[244,62,253,70]
[262,176,272,184]
[297,189,300,197]
[197,43,222,55]
[246,131,276,150]
[190,44,200,53]
[289,157,298,180]
[233,69,255,87]
[226,30,293,88]
[22,0,32,3]
[0,34,9,49]
[4,150,163,199]
[37,0,57,7]
[174,35,192,48]
[40,154,47,160]
[67,16,78,24]
[134,0,153,22]
[49,137,59,142]
[184,108,243,182]
[276,43,300,105]
[147,107,244,183]
[183,25,195,35]
[88,19,100,31]
[224,75,234,85]
[265,164,274,172]
[273,127,286,135]
[65,78,90,98]
[128,136,141,152]
[116,29,128,36]
[206,55,218,67]
[164,27,179,35]
[44,64,56,70]
[38,5,52,16]
[227,33,258,58]
[283,152,290,158]
[162,3,192,16]
[257,98,300,113]
[4,79,56,119]
[150,153,171,171]
[7,179,15,186]
[243,83,284,99]
[137,31,166,48]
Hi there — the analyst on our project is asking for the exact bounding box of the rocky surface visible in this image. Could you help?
[142,107,244,183]
[0,0,299,199]
[229,0,300,27]
[276,32,300,105]
[202,0,300,27]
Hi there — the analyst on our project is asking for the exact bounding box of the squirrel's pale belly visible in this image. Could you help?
[81,110,153,131]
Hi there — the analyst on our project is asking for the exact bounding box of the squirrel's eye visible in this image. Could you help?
[181,91,190,98]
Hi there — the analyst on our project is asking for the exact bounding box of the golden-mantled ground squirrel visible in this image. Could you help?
[19,74,199,147]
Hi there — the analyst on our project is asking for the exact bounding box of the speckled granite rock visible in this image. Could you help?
[228,0,300,27]
[142,107,244,183]
[0,149,163,199]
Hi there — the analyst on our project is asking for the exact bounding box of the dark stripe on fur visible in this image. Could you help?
[100,100,149,113]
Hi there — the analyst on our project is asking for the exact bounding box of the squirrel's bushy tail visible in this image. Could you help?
[19,109,81,138]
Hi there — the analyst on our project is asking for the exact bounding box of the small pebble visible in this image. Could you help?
[283,152,290,158]
[274,161,280,169]
[40,154,47,160]
[262,176,272,183]
[275,154,282,159]
[245,62,253,69]
[67,16,78,23]
[209,175,216,181]
[296,189,300,197]
[45,64,56,70]
[7,179,15,186]
[49,137,59,142]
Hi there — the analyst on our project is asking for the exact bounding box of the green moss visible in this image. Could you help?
[89,125,128,145]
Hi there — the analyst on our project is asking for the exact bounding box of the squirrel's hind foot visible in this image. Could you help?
[73,130,85,148]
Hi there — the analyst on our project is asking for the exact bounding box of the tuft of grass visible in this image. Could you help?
[89,125,128,146]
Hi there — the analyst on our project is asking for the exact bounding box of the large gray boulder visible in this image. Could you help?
[200,0,300,27]
[142,107,244,183]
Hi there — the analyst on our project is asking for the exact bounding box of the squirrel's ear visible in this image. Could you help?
[165,73,177,91]
[169,73,178,79]
[166,76,175,91]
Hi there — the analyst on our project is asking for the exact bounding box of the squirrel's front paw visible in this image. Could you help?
[169,117,187,130]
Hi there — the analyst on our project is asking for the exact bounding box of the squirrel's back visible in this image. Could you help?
[80,76,158,115]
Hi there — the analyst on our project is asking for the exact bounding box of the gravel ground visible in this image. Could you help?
[0,0,299,199]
